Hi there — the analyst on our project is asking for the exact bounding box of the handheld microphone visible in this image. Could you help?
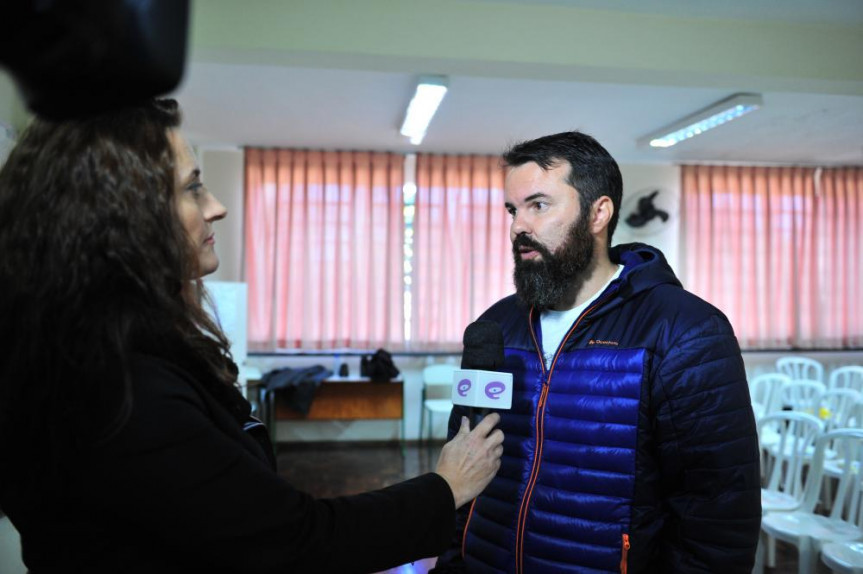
[453,321,513,425]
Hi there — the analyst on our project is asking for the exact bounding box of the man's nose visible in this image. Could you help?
[511,211,532,238]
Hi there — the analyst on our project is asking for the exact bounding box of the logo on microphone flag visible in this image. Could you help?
[452,369,513,409]
[484,381,506,399]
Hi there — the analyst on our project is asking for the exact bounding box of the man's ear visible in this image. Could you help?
[590,196,614,235]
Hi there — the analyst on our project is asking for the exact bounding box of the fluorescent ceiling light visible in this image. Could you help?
[637,93,763,149]
[400,76,448,145]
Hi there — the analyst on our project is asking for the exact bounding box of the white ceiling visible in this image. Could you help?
[477,0,863,25]
[173,0,863,166]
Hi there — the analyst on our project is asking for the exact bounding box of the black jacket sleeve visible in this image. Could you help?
[428,404,473,573]
[79,357,456,574]
[652,314,762,572]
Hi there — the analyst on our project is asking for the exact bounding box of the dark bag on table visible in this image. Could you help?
[360,349,400,382]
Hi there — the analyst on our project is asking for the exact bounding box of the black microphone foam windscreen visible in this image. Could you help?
[0,0,189,119]
[461,320,505,370]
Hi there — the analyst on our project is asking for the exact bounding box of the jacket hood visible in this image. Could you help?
[592,242,682,319]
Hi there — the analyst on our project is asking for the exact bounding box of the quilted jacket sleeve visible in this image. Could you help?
[652,313,761,572]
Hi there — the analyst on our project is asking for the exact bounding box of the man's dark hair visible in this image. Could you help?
[502,131,623,246]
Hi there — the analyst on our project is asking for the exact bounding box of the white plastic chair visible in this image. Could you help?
[819,390,863,434]
[754,412,824,573]
[750,373,790,421]
[780,379,827,416]
[824,399,863,481]
[419,363,457,442]
[777,356,825,383]
[830,366,863,393]
[816,390,863,511]
[761,429,863,574]
[821,541,863,574]
[759,412,825,514]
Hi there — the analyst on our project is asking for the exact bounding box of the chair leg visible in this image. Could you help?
[427,411,434,443]
[419,405,425,445]
[753,531,766,574]
[767,533,777,568]
[798,538,818,574]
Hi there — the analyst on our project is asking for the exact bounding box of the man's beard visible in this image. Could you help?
[512,211,596,310]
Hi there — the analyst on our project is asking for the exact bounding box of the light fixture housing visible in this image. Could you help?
[637,93,763,149]
[399,76,448,145]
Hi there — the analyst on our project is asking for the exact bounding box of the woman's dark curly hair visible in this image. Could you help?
[0,99,239,484]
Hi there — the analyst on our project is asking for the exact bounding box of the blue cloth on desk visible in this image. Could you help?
[260,365,333,415]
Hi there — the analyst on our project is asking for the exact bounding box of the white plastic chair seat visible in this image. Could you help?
[762,511,862,545]
[821,541,863,574]
[424,398,453,415]
[762,489,806,513]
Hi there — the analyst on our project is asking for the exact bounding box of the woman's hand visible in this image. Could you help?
[435,413,505,508]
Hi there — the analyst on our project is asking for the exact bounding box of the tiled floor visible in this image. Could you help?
[277,441,443,574]
[276,441,822,574]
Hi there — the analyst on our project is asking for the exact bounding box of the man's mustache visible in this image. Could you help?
[512,234,549,255]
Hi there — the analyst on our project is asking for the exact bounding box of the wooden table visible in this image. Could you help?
[253,376,405,450]
[274,376,403,421]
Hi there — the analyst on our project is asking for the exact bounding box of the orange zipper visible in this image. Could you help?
[460,498,478,558]
[620,533,630,574]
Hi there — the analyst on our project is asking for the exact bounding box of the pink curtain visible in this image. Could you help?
[411,154,514,349]
[682,165,863,349]
[245,149,404,350]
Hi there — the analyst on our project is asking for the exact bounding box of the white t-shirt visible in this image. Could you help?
[540,265,624,369]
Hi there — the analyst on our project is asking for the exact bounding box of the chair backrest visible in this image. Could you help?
[422,363,458,387]
[750,373,790,419]
[818,389,863,433]
[780,379,826,415]
[846,401,863,430]
[758,412,824,504]
[829,366,863,393]
[776,356,825,382]
[800,428,863,527]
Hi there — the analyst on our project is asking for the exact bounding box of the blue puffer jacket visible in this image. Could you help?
[436,243,761,574]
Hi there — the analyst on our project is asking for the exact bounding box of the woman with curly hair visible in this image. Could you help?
[0,99,503,573]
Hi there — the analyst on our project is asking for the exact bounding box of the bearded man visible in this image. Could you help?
[433,131,761,574]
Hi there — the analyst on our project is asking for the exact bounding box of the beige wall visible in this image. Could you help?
[201,148,245,282]
[616,164,682,276]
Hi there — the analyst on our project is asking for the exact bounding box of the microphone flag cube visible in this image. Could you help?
[451,369,513,410]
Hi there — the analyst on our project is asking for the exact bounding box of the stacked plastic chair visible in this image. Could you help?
[754,412,825,572]
[761,429,863,574]
[777,356,825,383]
